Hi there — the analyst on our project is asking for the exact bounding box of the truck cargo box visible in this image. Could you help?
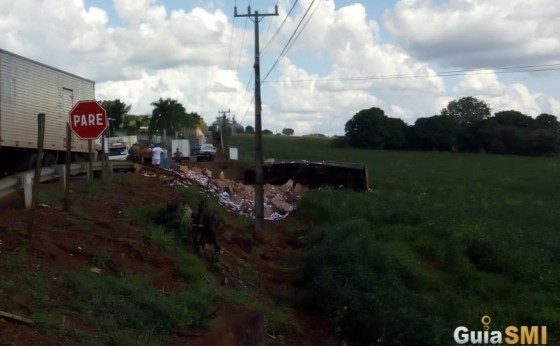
[0,49,96,174]
[0,49,95,152]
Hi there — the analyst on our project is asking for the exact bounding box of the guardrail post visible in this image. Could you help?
[57,165,67,190]
[22,172,34,209]
[85,162,91,181]
[65,124,72,212]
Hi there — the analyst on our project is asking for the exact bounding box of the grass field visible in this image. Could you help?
[228,134,560,345]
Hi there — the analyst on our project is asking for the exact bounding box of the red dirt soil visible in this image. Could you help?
[0,169,335,345]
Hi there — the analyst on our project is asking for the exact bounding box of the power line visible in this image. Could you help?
[262,0,317,83]
[239,93,255,126]
[261,0,299,55]
[227,0,251,106]
[238,69,255,125]
[284,0,322,56]
[260,2,278,55]
[233,0,253,72]
[262,63,560,84]
[493,63,560,70]
[238,1,302,123]
[226,0,238,70]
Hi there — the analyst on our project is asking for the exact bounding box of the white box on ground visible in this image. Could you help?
[229,147,238,160]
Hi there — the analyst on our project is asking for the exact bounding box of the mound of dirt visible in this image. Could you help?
[0,168,335,345]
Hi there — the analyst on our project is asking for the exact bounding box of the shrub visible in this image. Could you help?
[302,217,446,345]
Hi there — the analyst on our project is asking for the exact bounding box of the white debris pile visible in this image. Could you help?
[175,166,306,221]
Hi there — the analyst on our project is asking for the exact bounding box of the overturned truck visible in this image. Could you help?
[244,159,369,191]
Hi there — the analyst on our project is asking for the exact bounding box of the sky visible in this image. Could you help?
[1,0,559,136]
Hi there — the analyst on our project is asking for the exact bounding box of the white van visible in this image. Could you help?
[191,143,216,161]
[108,143,129,160]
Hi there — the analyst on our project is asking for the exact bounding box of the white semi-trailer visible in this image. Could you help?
[0,49,97,176]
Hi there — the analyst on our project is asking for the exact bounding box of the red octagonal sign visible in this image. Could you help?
[69,100,108,140]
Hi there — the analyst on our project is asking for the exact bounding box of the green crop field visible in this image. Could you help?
[228,134,560,345]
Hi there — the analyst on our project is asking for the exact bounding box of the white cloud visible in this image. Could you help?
[113,0,166,24]
[105,6,236,76]
[454,70,506,96]
[258,0,448,132]
[285,1,381,56]
[383,0,560,68]
[455,72,559,116]
[0,0,558,136]
[96,65,250,128]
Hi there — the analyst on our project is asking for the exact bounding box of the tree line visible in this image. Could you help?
[343,96,560,156]
[100,98,205,142]
[103,97,298,144]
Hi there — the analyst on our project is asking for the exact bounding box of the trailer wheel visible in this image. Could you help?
[26,153,39,171]
[42,153,57,167]
[73,153,86,163]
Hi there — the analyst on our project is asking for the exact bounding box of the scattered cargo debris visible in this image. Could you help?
[139,159,369,221]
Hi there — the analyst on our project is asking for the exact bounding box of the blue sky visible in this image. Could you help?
[1,0,559,135]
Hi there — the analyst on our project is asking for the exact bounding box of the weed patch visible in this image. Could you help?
[0,244,28,271]
[224,289,300,335]
[60,270,215,345]
[297,169,560,345]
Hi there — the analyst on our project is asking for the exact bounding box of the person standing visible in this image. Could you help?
[162,146,169,168]
[142,144,153,165]
[173,148,184,163]
[151,144,164,168]
[128,143,142,163]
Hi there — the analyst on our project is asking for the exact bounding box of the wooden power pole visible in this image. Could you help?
[218,109,230,155]
[235,5,278,232]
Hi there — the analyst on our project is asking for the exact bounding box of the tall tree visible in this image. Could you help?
[533,113,560,131]
[410,115,460,151]
[345,107,387,148]
[149,98,196,142]
[530,113,560,154]
[100,99,131,136]
[345,107,407,149]
[526,129,559,154]
[128,115,150,134]
[385,118,408,149]
[282,128,295,136]
[494,110,534,128]
[178,112,203,137]
[441,96,491,126]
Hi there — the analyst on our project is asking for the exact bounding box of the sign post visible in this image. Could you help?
[69,100,108,181]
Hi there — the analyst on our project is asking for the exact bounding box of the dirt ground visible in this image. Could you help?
[0,162,335,346]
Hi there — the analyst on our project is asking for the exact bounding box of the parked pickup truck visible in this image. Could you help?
[191,144,216,161]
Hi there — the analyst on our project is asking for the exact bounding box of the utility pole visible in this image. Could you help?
[235,5,278,232]
[218,109,230,155]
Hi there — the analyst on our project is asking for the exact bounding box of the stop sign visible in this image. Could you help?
[69,100,108,140]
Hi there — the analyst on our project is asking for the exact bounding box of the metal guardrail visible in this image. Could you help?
[0,160,135,201]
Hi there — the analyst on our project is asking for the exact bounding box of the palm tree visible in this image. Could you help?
[150,98,206,142]
[149,98,186,142]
